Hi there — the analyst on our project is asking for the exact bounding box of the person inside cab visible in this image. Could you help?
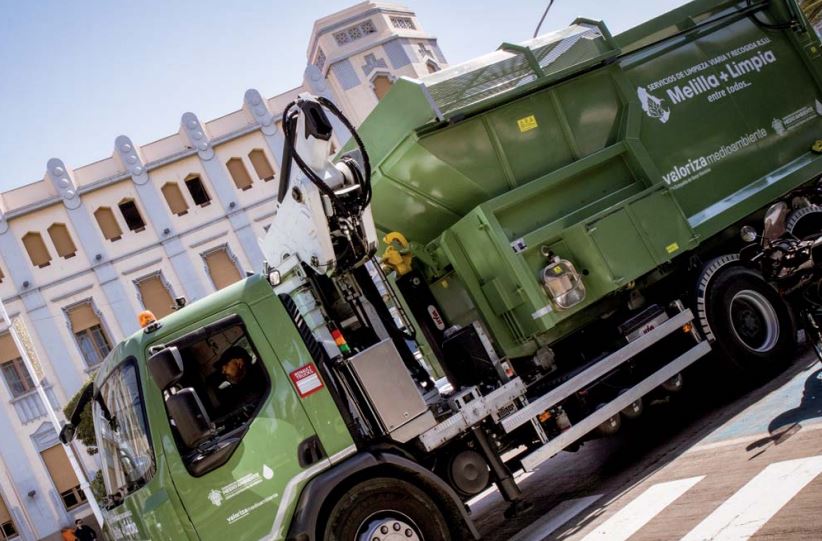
[210,345,266,427]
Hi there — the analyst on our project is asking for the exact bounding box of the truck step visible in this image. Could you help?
[418,378,527,452]
[501,309,696,434]
[519,340,711,471]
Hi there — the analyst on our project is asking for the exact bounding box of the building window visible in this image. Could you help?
[389,16,416,30]
[136,274,175,318]
[0,495,17,541]
[40,445,85,510]
[333,19,377,45]
[47,223,77,259]
[248,149,275,181]
[426,60,440,74]
[22,232,52,268]
[118,200,145,232]
[372,75,393,100]
[161,182,189,216]
[314,48,326,71]
[184,175,211,207]
[203,247,243,290]
[226,158,253,191]
[0,265,4,283]
[94,207,123,242]
[67,303,112,367]
[1,332,33,399]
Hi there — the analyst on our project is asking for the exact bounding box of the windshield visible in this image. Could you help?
[93,359,155,499]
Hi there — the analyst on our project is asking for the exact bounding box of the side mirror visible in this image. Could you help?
[166,388,213,448]
[147,346,184,390]
[58,423,76,445]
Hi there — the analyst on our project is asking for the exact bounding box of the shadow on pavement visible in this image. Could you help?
[744,367,822,457]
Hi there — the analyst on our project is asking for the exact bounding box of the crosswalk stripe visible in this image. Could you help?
[580,476,704,541]
[510,495,602,541]
[680,455,822,541]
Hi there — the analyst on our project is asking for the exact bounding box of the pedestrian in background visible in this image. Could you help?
[74,519,97,541]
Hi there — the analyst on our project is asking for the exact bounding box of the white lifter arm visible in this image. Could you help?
[259,94,377,277]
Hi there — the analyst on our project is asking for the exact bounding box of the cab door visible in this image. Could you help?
[151,304,321,540]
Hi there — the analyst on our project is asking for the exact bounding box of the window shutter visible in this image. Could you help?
[227,158,253,190]
[137,276,174,318]
[41,445,79,493]
[67,304,101,333]
[47,223,77,259]
[94,208,123,241]
[373,76,393,100]
[0,333,20,364]
[248,149,275,181]
[22,232,52,267]
[205,249,242,290]
[161,183,189,216]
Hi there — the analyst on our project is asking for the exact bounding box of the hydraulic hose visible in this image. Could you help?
[279,96,372,217]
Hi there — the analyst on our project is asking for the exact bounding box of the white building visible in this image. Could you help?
[0,3,446,539]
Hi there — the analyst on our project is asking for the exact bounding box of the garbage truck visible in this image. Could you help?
[60,1,822,539]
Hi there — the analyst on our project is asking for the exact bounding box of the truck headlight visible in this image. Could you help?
[542,256,586,310]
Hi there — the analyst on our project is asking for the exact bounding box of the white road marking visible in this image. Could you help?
[680,455,822,541]
[580,476,704,541]
[510,495,602,541]
[467,471,536,511]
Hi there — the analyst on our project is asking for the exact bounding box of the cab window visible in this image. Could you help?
[94,358,155,505]
[162,316,270,475]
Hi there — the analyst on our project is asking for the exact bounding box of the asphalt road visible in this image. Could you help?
[470,351,822,541]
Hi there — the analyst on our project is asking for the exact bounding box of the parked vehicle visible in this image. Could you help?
[61,1,822,539]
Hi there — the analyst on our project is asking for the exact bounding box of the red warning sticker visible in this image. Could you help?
[289,363,324,398]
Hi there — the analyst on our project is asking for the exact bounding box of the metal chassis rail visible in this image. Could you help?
[501,308,697,434]
[520,340,711,471]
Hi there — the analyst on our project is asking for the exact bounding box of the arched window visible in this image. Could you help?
[426,60,440,74]
[22,232,51,268]
[136,273,175,318]
[118,199,146,232]
[47,223,77,259]
[372,75,393,100]
[94,207,123,242]
[161,182,189,216]
[203,246,243,290]
[226,158,253,191]
[66,302,112,367]
[248,149,275,182]
[184,175,211,206]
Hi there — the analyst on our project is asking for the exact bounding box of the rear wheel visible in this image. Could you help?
[702,266,795,378]
[324,478,452,541]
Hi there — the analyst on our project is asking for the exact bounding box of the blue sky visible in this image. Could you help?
[0,0,689,191]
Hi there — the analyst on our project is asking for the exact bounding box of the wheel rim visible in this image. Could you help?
[357,511,423,541]
[729,290,779,353]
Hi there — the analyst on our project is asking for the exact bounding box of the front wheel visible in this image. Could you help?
[323,477,452,541]
[703,266,796,378]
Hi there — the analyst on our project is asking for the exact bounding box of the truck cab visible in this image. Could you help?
[91,276,357,540]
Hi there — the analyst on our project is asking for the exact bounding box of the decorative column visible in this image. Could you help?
[179,113,265,270]
[112,137,209,302]
[45,158,141,339]
[243,89,285,171]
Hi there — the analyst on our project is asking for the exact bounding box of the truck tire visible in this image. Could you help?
[786,205,822,239]
[323,477,452,541]
[702,265,795,377]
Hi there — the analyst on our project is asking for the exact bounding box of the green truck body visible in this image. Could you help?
[361,0,822,357]
[77,2,822,540]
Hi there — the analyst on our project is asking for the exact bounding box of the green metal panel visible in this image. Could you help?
[359,0,822,358]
